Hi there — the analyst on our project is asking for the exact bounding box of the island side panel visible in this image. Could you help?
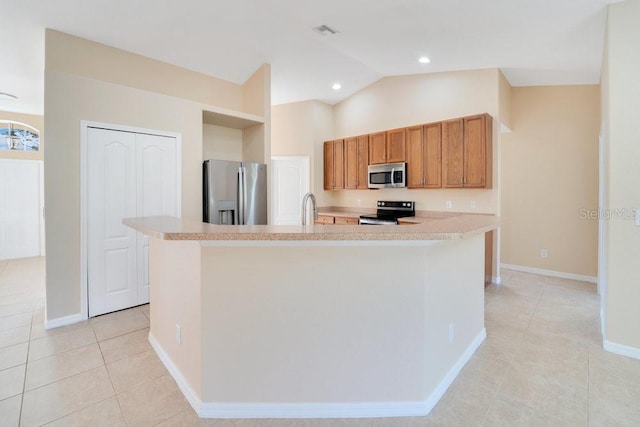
[149,238,203,398]
[422,234,486,394]
[200,244,428,404]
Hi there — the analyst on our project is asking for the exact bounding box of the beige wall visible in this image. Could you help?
[271,100,334,206]
[602,0,640,350]
[242,64,272,165]
[271,69,601,279]
[44,30,268,320]
[0,110,44,161]
[499,71,513,132]
[328,69,501,214]
[203,124,243,161]
[45,31,243,111]
[500,86,600,277]
[148,236,484,409]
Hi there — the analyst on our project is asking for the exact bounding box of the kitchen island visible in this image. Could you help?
[124,214,499,419]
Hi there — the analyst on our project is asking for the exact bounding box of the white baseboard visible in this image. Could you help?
[44,312,84,330]
[149,329,486,419]
[422,328,486,414]
[603,339,640,360]
[492,276,501,285]
[501,263,597,284]
[148,333,202,413]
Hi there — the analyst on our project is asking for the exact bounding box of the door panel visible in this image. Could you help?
[136,133,177,304]
[271,157,310,225]
[356,135,369,189]
[0,160,41,260]
[464,115,486,187]
[406,126,424,188]
[344,138,358,189]
[424,123,442,188]
[88,128,137,317]
[442,119,464,187]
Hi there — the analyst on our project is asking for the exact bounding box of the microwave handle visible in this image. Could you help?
[390,167,396,186]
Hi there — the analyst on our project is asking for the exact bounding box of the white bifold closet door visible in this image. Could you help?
[87,127,177,317]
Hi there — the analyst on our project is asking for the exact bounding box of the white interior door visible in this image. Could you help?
[271,157,310,225]
[0,159,42,260]
[88,128,137,316]
[87,127,178,317]
[136,133,177,304]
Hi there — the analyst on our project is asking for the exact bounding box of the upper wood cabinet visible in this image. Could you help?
[368,132,386,164]
[324,139,344,190]
[344,135,369,190]
[406,123,442,189]
[442,114,492,188]
[325,113,492,191]
[386,129,406,163]
[368,129,406,164]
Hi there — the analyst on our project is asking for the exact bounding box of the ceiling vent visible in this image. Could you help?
[313,25,339,36]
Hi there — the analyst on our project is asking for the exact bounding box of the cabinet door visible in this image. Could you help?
[386,128,406,163]
[464,115,490,188]
[406,126,424,188]
[424,122,442,188]
[315,215,335,224]
[333,139,345,189]
[344,137,358,189]
[442,119,464,188]
[356,135,369,189]
[335,216,359,225]
[323,141,334,190]
[368,132,386,164]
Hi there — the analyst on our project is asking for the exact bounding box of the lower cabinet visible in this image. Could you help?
[315,215,359,225]
[315,215,335,224]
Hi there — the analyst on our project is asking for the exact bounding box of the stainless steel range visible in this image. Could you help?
[359,201,415,225]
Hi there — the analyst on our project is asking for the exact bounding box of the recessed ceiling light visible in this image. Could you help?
[0,92,17,101]
[418,56,431,64]
[332,83,342,91]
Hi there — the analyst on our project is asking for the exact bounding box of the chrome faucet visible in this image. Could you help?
[301,192,318,225]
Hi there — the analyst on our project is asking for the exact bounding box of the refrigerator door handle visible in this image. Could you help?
[238,166,245,225]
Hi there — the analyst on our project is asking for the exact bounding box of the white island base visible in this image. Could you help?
[146,235,486,419]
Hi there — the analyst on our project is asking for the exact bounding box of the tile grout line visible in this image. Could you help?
[18,289,34,427]
[94,321,131,427]
[480,276,522,426]
[586,349,590,426]
[481,277,545,424]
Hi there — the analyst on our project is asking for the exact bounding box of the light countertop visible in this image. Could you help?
[124,211,500,242]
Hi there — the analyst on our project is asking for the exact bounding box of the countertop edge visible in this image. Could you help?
[124,215,501,242]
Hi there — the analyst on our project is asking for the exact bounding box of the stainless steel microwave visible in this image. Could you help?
[367,162,406,188]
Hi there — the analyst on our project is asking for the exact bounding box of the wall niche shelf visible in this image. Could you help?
[202,108,264,130]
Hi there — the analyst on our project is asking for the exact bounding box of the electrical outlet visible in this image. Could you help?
[176,324,182,344]
[357,199,362,206]
[448,323,455,343]
[541,249,548,259]
[446,200,453,209]
[470,200,477,209]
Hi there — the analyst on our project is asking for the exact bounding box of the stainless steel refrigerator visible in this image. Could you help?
[203,159,267,225]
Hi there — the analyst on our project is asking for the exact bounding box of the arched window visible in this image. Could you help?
[0,120,40,151]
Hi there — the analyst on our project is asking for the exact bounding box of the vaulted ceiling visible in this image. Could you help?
[0,0,618,115]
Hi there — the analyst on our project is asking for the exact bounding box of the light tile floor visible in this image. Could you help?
[1,257,639,426]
